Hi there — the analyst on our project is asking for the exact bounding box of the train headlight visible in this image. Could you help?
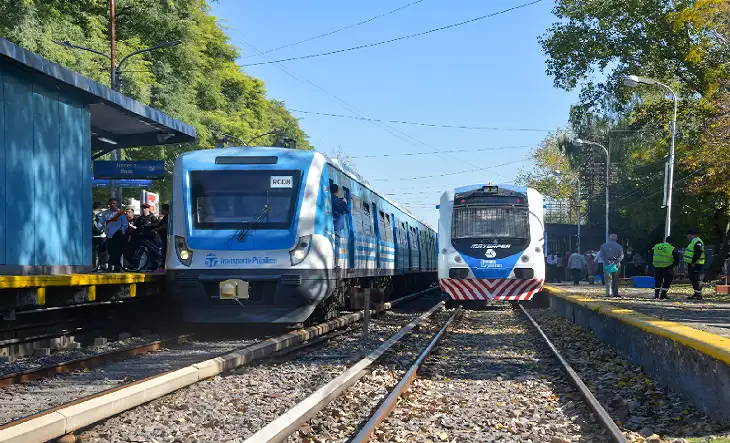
[521,254,530,263]
[290,235,312,266]
[535,246,542,254]
[454,255,463,263]
[175,236,193,266]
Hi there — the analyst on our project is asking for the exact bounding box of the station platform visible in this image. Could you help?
[547,283,730,338]
[544,283,730,424]
[0,272,163,314]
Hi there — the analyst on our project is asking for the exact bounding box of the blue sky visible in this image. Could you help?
[211,0,579,226]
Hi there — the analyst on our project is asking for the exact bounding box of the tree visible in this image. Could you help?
[0,0,312,204]
[540,0,730,280]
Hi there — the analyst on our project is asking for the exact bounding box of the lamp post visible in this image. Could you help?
[53,39,180,200]
[575,138,610,243]
[623,74,678,238]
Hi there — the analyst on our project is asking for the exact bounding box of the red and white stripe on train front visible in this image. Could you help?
[440,277,544,301]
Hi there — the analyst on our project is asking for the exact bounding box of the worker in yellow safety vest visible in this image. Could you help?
[650,236,678,299]
[684,228,705,300]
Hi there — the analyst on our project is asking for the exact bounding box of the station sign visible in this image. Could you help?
[92,179,153,188]
[93,160,165,179]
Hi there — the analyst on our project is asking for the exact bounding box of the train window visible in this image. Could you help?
[351,196,364,234]
[362,202,373,235]
[384,214,393,243]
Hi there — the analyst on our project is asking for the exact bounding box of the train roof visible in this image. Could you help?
[179,147,435,232]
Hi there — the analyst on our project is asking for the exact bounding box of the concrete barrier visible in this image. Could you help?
[546,286,730,424]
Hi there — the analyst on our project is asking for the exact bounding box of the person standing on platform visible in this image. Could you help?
[92,201,106,272]
[150,204,169,271]
[650,236,679,299]
[99,198,128,272]
[684,228,705,300]
[556,252,565,283]
[585,252,597,285]
[568,249,587,285]
[546,252,559,283]
[598,233,625,297]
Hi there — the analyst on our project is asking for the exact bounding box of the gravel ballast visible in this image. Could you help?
[529,308,730,443]
[0,336,263,425]
[79,295,444,442]
[372,308,608,443]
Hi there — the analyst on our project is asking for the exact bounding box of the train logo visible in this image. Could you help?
[205,253,218,268]
[485,249,497,259]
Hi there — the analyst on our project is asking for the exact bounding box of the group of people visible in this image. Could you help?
[92,198,169,272]
[545,229,706,300]
[546,250,601,285]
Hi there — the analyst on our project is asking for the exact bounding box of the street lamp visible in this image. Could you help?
[552,171,581,252]
[574,138,610,243]
[53,39,180,200]
[623,74,678,238]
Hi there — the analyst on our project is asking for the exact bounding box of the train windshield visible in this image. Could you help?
[452,206,529,239]
[190,170,301,230]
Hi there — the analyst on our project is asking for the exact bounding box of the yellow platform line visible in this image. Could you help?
[0,273,162,289]
[544,285,730,366]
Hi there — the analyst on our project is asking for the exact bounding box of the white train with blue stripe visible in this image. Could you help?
[438,184,545,301]
[166,147,437,323]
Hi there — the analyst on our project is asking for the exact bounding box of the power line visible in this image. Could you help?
[241,0,545,67]
[243,0,428,59]
[370,158,531,181]
[290,109,554,132]
[350,145,529,158]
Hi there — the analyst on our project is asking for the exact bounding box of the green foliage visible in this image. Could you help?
[0,0,312,204]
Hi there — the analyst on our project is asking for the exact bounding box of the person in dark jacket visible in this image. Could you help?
[148,204,169,271]
[684,228,705,300]
[331,184,349,233]
[331,184,350,268]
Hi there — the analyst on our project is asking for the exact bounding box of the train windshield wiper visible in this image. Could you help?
[237,206,270,241]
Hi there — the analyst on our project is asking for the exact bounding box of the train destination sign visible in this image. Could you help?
[93,160,165,179]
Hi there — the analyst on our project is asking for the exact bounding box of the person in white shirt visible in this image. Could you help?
[99,198,129,272]
[546,253,560,283]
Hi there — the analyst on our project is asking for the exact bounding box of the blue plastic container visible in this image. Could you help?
[632,276,655,288]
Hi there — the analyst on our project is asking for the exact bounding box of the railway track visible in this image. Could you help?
[240,302,627,443]
[0,288,439,442]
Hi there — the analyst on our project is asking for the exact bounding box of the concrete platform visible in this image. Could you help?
[0,273,163,311]
[551,283,730,338]
[545,284,730,424]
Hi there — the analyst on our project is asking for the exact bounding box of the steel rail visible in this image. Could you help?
[351,306,462,442]
[519,304,627,443]
[0,287,437,442]
[243,300,446,443]
[0,334,193,387]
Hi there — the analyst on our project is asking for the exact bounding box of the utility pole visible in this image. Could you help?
[108,0,120,201]
[54,1,179,205]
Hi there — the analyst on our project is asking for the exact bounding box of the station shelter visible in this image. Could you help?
[0,37,196,276]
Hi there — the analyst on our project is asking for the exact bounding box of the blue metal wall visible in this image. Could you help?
[0,66,91,267]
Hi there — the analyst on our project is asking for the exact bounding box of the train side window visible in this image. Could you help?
[351,196,363,234]
[384,214,393,242]
[362,202,373,235]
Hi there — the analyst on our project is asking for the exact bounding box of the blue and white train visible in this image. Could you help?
[438,184,545,301]
[166,147,437,323]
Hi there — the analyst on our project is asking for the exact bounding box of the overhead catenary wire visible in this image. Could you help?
[241,0,545,67]
[290,109,555,132]
[234,41,514,181]
[350,145,529,158]
[242,0,429,59]
[370,157,531,181]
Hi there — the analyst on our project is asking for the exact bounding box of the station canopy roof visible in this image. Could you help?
[0,38,197,154]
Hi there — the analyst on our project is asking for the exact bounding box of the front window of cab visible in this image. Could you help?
[190,170,301,230]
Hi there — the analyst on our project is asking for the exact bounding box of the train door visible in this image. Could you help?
[343,186,355,270]
[373,203,381,270]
